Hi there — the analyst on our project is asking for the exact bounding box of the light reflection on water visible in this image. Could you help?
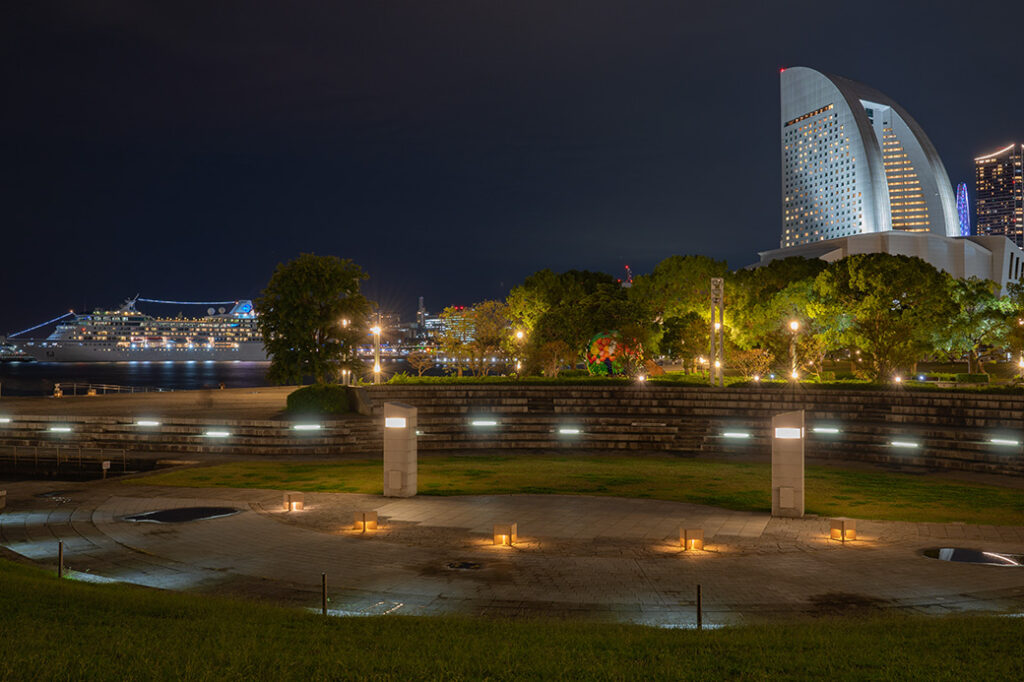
[0,359,432,395]
[0,361,271,395]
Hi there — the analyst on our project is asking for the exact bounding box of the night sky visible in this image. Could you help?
[2,1,1020,333]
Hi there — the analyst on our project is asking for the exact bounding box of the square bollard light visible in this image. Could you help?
[681,528,704,551]
[830,517,857,542]
[354,511,379,532]
[383,402,418,497]
[771,410,805,518]
[493,523,517,546]
[283,492,305,512]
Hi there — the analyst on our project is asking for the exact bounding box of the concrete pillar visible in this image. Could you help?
[383,401,417,497]
[771,409,804,518]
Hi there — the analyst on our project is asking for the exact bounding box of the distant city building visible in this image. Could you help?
[975,143,1023,247]
[956,182,971,236]
[780,67,958,249]
[758,231,1024,294]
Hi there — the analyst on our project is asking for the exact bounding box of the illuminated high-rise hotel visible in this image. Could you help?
[780,67,958,248]
[975,144,1023,247]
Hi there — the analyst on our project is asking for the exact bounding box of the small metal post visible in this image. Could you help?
[321,573,327,616]
[696,584,702,631]
[58,541,64,579]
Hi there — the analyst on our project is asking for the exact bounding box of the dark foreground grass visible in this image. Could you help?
[138,456,1024,526]
[0,558,1021,681]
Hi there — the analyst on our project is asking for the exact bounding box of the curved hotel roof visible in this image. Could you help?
[780,67,958,248]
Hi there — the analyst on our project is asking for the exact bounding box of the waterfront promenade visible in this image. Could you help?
[0,387,295,421]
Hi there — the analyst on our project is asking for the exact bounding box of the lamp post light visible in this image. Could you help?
[371,316,382,385]
[513,329,525,375]
[788,320,800,380]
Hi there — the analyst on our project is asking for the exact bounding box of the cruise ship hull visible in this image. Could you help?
[20,341,268,362]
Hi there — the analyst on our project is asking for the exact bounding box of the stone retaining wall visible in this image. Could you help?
[364,385,1024,475]
[3,385,1023,475]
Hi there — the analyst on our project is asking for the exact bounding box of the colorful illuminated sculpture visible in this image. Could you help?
[586,331,638,375]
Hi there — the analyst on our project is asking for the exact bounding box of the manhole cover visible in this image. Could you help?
[923,548,1023,566]
[123,507,240,524]
[446,561,483,571]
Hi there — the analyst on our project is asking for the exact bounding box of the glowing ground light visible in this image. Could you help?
[49,426,72,433]
[471,420,498,427]
[0,418,11,423]
[292,424,321,431]
[205,431,231,438]
[558,428,581,435]
[990,438,1020,447]
[135,420,161,427]
[723,432,750,439]
[812,427,840,434]
[890,440,918,448]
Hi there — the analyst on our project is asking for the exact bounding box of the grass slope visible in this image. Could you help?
[0,558,1022,680]
[137,457,1024,526]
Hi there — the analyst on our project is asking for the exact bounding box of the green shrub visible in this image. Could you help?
[956,373,990,383]
[922,373,957,381]
[286,383,350,414]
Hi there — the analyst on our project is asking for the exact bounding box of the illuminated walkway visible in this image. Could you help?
[3,480,1024,626]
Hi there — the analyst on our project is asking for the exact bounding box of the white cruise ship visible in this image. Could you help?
[20,298,267,362]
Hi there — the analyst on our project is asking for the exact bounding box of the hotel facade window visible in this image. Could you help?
[779,67,958,248]
[975,144,1024,248]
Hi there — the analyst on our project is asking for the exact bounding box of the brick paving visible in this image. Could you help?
[3,479,1024,626]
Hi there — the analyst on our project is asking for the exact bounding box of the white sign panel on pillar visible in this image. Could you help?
[771,409,805,518]
[383,401,418,497]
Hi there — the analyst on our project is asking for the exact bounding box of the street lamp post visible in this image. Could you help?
[372,314,382,385]
[788,320,800,380]
[514,330,525,375]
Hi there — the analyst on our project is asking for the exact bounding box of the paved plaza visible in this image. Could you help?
[3,478,1024,626]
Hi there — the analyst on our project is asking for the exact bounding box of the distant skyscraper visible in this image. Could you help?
[956,183,971,236]
[975,144,1023,247]
[780,67,958,248]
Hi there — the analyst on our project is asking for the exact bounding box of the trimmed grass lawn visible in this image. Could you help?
[1,557,1022,680]
[137,456,1024,526]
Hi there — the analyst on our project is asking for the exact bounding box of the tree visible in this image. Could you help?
[727,257,826,359]
[406,350,436,377]
[936,277,1011,374]
[536,340,572,377]
[629,255,728,322]
[808,254,953,381]
[467,300,509,376]
[659,312,709,372]
[438,306,473,377]
[731,348,774,379]
[256,254,370,385]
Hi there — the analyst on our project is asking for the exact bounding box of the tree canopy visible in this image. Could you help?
[808,254,954,380]
[256,253,370,385]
